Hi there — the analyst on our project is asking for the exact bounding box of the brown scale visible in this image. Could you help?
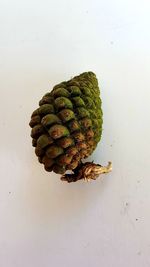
[32,139,37,147]
[65,147,78,156]
[86,129,94,139]
[67,119,80,133]
[44,165,54,172]
[72,131,85,143]
[52,164,66,174]
[46,145,64,159]
[80,149,89,158]
[67,160,79,170]
[42,156,54,168]
[56,137,74,148]
[35,146,44,157]
[39,96,54,106]
[56,154,73,166]
[72,153,81,162]
[79,118,92,129]
[31,125,44,139]
[29,115,41,127]
[76,142,87,150]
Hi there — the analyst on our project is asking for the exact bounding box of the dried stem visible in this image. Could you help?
[61,161,112,183]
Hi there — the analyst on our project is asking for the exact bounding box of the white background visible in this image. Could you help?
[0,0,150,266]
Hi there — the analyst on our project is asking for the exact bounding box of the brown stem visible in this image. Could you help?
[61,161,112,183]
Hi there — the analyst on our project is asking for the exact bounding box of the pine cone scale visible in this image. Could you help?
[29,72,103,175]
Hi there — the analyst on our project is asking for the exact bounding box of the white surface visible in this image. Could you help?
[0,0,150,266]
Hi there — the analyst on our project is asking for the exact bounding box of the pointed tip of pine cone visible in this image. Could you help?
[61,161,112,183]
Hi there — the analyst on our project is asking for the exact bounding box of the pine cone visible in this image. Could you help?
[29,72,112,182]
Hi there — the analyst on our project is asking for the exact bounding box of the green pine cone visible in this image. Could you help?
[29,72,103,178]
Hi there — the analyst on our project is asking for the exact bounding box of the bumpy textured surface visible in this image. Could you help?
[29,72,103,175]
